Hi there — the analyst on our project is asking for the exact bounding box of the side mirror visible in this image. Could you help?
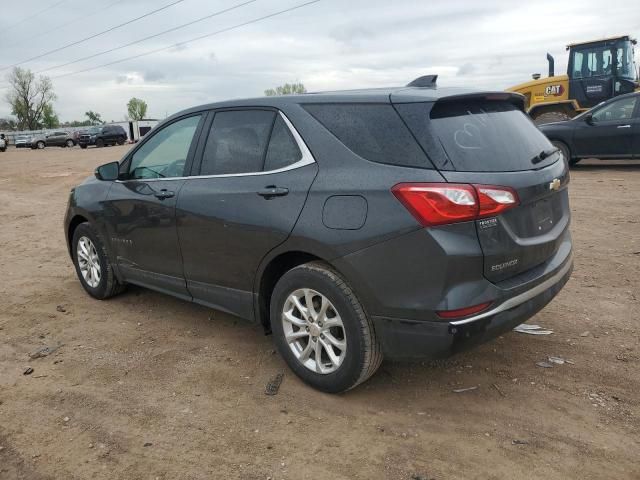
[584,113,595,125]
[95,161,120,181]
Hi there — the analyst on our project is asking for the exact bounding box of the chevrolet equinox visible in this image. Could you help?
[64,78,573,392]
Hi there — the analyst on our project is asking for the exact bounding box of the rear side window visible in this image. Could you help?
[264,116,302,171]
[397,101,557,172]
[303,104,432,168]
[201,110,275,175]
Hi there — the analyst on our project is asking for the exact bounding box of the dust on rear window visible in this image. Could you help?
[397,100,560,172]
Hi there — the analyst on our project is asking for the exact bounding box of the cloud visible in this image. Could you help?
[143,71,165,82]
[0,0,638,121]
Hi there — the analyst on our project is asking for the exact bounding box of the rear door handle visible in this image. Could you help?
[257,186,289,198]
[617,125,631,129]
[154,189,175,200]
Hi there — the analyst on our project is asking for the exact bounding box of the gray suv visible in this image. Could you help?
[64,79,573,392]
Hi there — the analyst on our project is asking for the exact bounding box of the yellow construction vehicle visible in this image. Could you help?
[508,35,639,124]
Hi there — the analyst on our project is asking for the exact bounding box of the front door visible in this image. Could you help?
[177,109,317,319]
[572,95,638,158]
[103,113,205,297]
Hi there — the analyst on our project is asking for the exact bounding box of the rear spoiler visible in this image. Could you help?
[432,92,526,112]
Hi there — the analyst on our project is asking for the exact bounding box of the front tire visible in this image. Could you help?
[72,223,125,299]
[37,141,45,149]
[66,139,74,148]
[271,262,382,393]
[96,139,104,148]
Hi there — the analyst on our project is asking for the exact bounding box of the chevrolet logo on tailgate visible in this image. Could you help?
[549,178,561,191]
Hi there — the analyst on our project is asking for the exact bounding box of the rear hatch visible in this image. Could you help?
[394,93,570,283]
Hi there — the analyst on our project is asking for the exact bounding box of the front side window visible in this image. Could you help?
[200,110,275,175]
[592,96,637,122]
[128,115,201,179]
[616,41,636,79]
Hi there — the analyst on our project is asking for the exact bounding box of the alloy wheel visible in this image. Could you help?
[76,236,101,288]
[282,288,347,374]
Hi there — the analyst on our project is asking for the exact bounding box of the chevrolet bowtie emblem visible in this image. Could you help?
[549,178,561,191]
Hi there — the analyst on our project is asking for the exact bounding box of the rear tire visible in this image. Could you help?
[66,139,74,148]
[533,111,572,126]
[270,261,383,393]
[71,222,125,300]
[117,136,125,145]
[96,139,104,148]
[37,141,45,149]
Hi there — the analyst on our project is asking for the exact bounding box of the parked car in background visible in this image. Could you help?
[15,135,30,148]
[64,80,573,392]
[538,91,640,166]
[0,136,5,152]
[46,131,76,148]
[78,125,127,148]
[27,133,47,150]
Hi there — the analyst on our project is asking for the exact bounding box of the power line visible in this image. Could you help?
[0,0,185,72]
[3,0,126,50]
[51,0,322,80]
[35,0,257,75]
[0,0,68,38]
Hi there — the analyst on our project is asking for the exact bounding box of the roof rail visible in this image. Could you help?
[406,75,438,88]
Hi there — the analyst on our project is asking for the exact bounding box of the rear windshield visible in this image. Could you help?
[303,103,433,169]
[397,100,559,172]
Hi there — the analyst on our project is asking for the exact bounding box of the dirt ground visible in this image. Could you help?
[0,145,638,480]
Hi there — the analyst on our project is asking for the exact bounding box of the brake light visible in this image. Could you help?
[392,183,519,226]
[436,301,492,319]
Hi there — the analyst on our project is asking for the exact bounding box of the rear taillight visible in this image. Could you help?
[392,183,519,226]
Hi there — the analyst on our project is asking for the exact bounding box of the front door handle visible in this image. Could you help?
[154,189,175,200]
[617,125,631,129]
[257,186,289,199]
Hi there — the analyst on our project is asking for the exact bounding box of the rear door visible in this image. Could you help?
[395,97,571,283]
[572,95,638,158]
[177,109,317,319]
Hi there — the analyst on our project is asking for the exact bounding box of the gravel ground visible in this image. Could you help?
[0,146,638,480]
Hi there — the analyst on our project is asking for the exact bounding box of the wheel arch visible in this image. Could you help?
[66,214,90,258]
[254,250,341,333]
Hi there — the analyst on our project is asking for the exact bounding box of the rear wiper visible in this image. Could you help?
[531,148,559,165]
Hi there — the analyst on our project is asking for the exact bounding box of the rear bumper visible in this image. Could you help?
[371,253,573,360]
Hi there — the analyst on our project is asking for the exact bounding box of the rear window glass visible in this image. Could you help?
[303,104,432,168]
[399,101,557,172]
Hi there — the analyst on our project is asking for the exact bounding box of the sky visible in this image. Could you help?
[0,0,638,122]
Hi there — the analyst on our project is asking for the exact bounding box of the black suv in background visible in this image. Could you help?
[64,80,573,392]
[78,125,127,148]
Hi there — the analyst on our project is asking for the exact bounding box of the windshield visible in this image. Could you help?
[421,101,557,172]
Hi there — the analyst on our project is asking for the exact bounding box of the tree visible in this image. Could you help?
[42,103,59,129]
[5,67,56,130]
[127,97,148,120]
[85,110,103,125]
[264,82,306,96]
[0,117,17,131]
